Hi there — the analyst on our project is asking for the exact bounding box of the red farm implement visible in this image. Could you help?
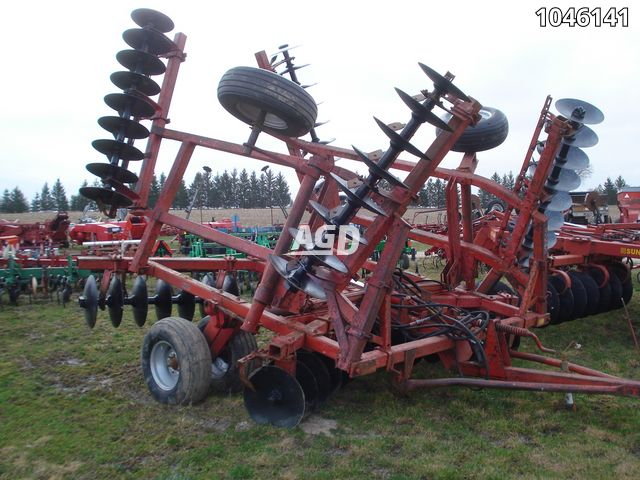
[77,9,640,427]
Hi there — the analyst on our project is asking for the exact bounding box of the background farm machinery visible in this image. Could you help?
[76,9,640,427]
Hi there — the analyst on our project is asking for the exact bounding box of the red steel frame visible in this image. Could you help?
[79,36,640,399]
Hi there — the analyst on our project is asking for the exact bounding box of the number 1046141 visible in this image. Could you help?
[535,7,628,27]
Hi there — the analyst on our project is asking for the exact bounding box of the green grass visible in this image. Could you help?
[2,285,640,479]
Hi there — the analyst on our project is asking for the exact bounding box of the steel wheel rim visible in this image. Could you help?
[150,340,180,390]
[211,354,230,379]
[236,102,287,130]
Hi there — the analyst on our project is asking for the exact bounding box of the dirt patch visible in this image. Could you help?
[300,414,337,436]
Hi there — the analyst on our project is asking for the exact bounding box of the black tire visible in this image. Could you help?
[574,271,599,316]
[609,263,633,305]
[546,282,561,325]
[485,199,507,215]
[587,267,612,314]
[217,66,318,137]
[567,272,588,319]
[438,107,509,153]
[607,266,624,310]
[197,317,258,393]
[548,275,574,323]
[141,317,211,405]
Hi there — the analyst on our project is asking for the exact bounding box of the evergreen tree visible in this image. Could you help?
[173,179,189,209]
[148,174,160,207]
[600,177,617,204]
[208,173,222,208]
[51,178,69,211]
[502,171,515,190]
[40,182,53,210]
[31,193,41,212]
[433,178,445,208]
[219,170,233,208]
[70,180,91,211]
[249,170,261,207]
[614,175,627,190]
[9,187,29,213]
[238,169,251,208]
[159,172,167,191]
[1,189,11,213]
[261,169,275,208]
[229,169,239,208]
[274,172,291,207]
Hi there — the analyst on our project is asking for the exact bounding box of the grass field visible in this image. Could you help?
[1,207,447,228]
[2,276,640,479]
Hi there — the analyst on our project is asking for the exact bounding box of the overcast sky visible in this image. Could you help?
[2,1,638,202]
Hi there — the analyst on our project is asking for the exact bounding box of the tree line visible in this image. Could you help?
[415,172,629,209]
[0,169,630,214]
[0,168,292,214]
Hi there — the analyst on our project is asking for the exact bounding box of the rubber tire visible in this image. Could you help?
[587,267,612,314]
[218,66,318,138]
[609,263,633,305]
[198,317,258,394]
[607,266,624,310]
[574,271,599,316]
[141,317,211,405]
[548,275,574,324]
[439,107,509,153]
[485,199,507,214]
[567,271,588,320]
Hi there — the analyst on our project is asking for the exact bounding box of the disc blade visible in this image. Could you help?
[545,168,581,192]
[86,163,139,184]
[268,255,327,300]
[562,125,598,148]
[131,8,175,33]
[544,191,572,212]
[547,231,558,249]
[222,275,240,296]
[545,210,565,231]
[79,187,133,208]
[244,365,305,428]
[418,63,470,102]
[92,139,144,161]
[153,279,172,320]
[98,116,150,139]
[104,92,157,118]
[176,290,196,321]
[110,71,161,96]
[555,98,604,125]
[197,273,215,317]
[394,88,452,132]
[107,276,124,327]
[316,354,344,394]
[295,361,319,412]
[129,276,148,327]
[309,253,349,275]
[330,173,387,217]
[374,117,428,160]
[555,145,589,170]
[308,200,335,225]
[352,145,408,189]
[116,49,166,76]
[62,284,72,305]
[122,28,176,55]
[79,275,99,328]
[297,350,332,402]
